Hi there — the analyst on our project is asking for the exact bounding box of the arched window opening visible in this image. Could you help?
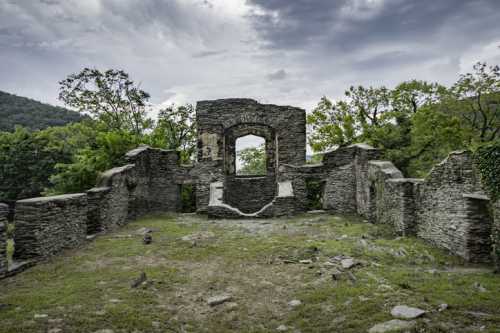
[235,135,266,176]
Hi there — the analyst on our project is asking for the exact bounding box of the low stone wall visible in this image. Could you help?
[367,161,404,224]
[126,147,182,218]
[353,144,382,217]
[382,179,422,236]
[493,200,500,271]
[93,165,135,232]
[0,203,8,277]
[13,194,88,261]
[416,151,492,263]
[86,186,111,234]
[224,176,276,213]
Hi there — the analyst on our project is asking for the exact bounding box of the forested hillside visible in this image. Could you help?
[0,90,82,131]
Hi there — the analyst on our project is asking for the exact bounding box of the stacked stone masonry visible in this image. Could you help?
[13,194,88,261]
[2,98,498,280]
[0,203,8,277]
[416,152,492,263]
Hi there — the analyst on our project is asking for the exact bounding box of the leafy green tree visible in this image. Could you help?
[449,62,500,143]
[237,144,266,175]
[0,123,95,200]
[307,97,356,150]
[59,68,152,135]
[148,104,196,163]
[48,128,142,194]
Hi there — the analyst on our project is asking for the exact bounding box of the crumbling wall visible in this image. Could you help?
[13,194,88,261]
[322,145,360,213]
[380,178,422,235]
[224,176,276,213]
[416,151,492,262]
[195,99,306,213]
[126,146,182,218]
[353,144,382,217]
[86,187,111,234]
[0,203,8,277]
[92,165,135,232]
[493,200,500,270]
[321,144,383,215]
[367,161,404,224]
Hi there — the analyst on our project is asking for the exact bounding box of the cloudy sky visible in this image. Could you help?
[1,0,499,113]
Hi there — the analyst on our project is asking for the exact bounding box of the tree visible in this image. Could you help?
[59,68,152,135]
[237,144,266,175]
[306,80,457,176]
[148,104,197,163]
[0,123,96,201]
[307,97,356,150]
[449,62,500,143]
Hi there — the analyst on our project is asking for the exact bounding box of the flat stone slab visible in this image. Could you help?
[391,305,426,319]
[341,258,357,269]
[207,294,232,306]
[368,319,416,333]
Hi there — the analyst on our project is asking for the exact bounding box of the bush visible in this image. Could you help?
[474,140,500,200]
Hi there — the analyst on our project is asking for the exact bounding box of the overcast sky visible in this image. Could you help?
[1,0,499,113]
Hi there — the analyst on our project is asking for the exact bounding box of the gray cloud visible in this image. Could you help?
[0,0,499,113]
[192,50,227,58]
[266,69,287,81]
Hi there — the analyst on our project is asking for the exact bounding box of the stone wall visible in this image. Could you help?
[0,203,8,277]
[195,98,305,214]
[416,151,492,263]
[322,144,381,214]
[493,200,500,271]
[380,178,422,235]
[224,176,276,213]
[367,161,404,224]
[13,194,88,261]
[125,146,182,218]
[353,144,382,217]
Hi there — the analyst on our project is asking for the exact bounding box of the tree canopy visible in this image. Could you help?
[307,62,500,177]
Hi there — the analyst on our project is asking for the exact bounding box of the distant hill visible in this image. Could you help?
[0,90,83,132]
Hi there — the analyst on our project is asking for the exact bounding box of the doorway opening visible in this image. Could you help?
[305,178,325,210]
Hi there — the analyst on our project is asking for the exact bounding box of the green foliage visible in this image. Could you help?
[308,63,499,177]
[180,184,197,213]
[306,154,323,165]
[59,68,152,135]
[237,144,266,175]
[48,129,143,195]
[0,90,82,132]
[307,97,356,150]
[147,104,197,163]
[473,140,500,200]
[305,179,324,210]
[449,62,500,143]
[0,123,93,200]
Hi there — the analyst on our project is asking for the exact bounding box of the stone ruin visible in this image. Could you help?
[1,98,499,278]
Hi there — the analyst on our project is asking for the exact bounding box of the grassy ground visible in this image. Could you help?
[0,213,499,333]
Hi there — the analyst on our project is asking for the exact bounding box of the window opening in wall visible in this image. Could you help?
[235,135,266,176]
[305,178,325,210]
[180,184,197,213]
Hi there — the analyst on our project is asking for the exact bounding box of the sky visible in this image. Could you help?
[1,0,500,115]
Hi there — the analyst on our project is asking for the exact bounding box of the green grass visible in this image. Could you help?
[0,213,498,332]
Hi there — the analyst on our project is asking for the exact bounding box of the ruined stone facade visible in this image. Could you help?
[1,98,498,278]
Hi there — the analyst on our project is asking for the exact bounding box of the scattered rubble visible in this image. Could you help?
[207,294,232,306]
[368,319,416,333]
[390,305,426,319]
[131,272,147,288]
